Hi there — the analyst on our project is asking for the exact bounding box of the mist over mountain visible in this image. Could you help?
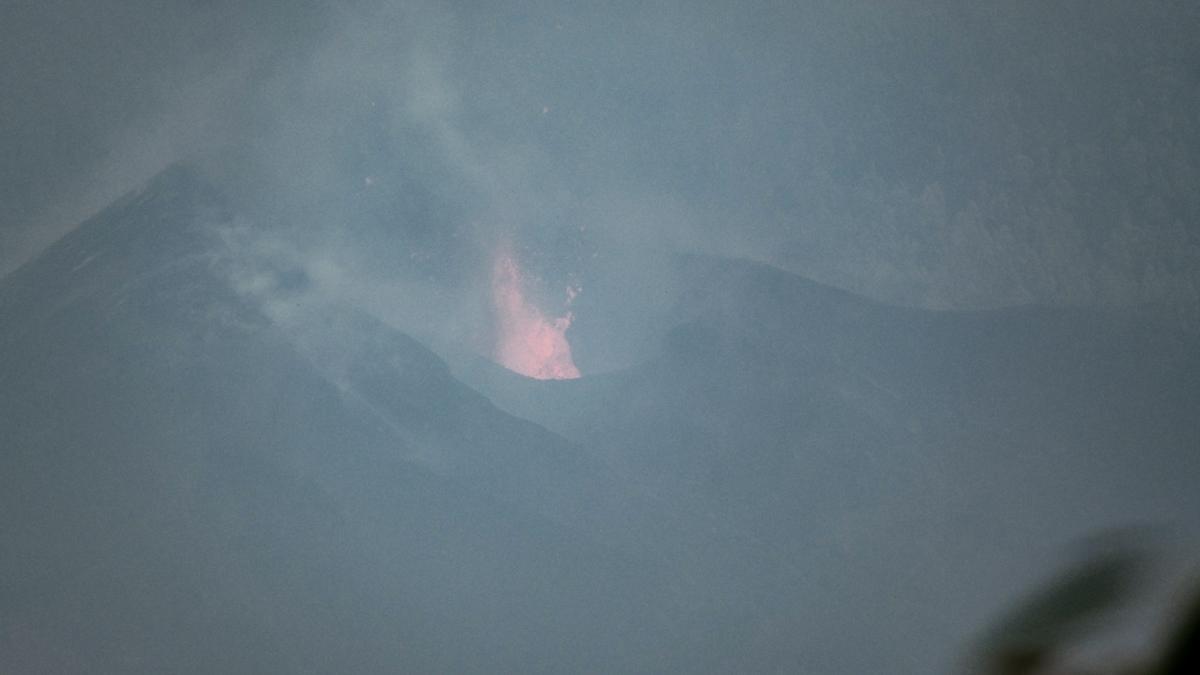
[4,1,1200,310]
[3,1,1200,673]
[1,167,680,672]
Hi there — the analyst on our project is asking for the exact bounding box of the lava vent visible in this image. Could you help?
[490,249,581,380]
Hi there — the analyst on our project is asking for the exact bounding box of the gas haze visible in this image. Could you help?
[7,1,1199,318]
[4,2,1200,672]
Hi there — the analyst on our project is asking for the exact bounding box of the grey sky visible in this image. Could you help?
[3,1,1199,310]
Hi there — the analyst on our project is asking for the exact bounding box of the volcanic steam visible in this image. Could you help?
[491,249,581,380]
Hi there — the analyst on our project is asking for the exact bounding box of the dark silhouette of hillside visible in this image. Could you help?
[2,166,1198,672]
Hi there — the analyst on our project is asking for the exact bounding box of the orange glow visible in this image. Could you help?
[491,249,581,380]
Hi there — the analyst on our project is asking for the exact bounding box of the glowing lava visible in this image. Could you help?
[491,250,581,380]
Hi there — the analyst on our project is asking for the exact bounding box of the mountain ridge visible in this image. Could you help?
[3,165,1199,673]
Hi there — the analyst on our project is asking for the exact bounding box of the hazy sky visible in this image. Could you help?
[4,0,1199,311]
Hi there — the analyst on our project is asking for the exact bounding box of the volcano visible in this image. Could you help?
[3,166,1199,673]
[0,167,670,673]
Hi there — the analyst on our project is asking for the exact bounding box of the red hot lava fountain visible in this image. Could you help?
[491,250,581,380]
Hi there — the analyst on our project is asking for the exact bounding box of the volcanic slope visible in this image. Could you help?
[462,253,1200,674]
[5,165,1199,674]
[0,166,714,673]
